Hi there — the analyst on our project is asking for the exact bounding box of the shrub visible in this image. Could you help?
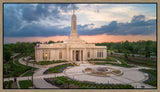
[3,81,9,88]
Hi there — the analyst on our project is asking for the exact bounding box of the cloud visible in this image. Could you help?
[4,4,78,37]
[78,15,156,36]
[21,4,78,22]
[131,15,145,23]
[4,4,156,37]
[5,23,71,37]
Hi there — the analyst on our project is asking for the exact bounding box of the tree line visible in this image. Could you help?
[3,40,156,63]
[3,40,63,63]
[96,40,157,58]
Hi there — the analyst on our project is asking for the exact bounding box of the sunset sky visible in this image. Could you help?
[4,4,156,44]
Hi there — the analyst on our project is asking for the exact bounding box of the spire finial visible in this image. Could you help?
[73,9,75,14]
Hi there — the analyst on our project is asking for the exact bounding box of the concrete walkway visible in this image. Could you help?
[17,58,70,88]
[18,58,43,68]
[33,78,58,88]
[64,62,156,89]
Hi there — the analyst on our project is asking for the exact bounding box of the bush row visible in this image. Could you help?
[45,76,134,89]
[139,69,157,87]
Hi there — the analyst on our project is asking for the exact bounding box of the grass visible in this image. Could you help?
[139,69,157,87]
[3,60,33,78]
[45,76,134,89]
[19,80,33,89]
[110,55,156,68]
[93,57,133,68]
[3,80,13,89]
[36,60,67,65]
[22,68,37,77]
[44,64,74,74]
[88,56,133,68]
[129,58,156,67]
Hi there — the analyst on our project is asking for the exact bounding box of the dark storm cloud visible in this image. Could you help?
[78,15,156,36]
[21,4,78,22]
[6,23,70,37]
[4,4,78,37]
[4,4,24,36]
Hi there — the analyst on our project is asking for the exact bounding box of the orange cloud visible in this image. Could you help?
[4,34,156,44]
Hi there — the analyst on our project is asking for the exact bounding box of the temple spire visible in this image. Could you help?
[73,9,75,14]
[70,9,78,38]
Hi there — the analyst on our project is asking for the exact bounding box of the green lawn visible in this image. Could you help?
[19,80,33,89]
[36,60,67,65]
[110,55,156,68]
[3,60,33,78]
[45,64,74,74]
[22,68,37,77]
[45,76,134,89]
[89,56,133,68]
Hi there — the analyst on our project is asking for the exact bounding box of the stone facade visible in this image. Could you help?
[35,10,107,62]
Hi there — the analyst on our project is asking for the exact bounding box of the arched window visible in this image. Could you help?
[45,53,47,60]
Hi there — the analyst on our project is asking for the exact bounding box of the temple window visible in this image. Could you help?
[45,53,47,60]
[59,52,62,59]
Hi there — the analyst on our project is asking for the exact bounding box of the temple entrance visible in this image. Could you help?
[72,50,83,61]
[76,51,79,61]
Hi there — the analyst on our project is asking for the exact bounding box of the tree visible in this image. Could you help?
[3,48,12,62]
[48,40,55,44]
[145,41,152,58]
[124,51,128,59]
[4,64,10,74]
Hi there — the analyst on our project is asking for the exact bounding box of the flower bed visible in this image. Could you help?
[36,60,67,65]
[44,64,74,74]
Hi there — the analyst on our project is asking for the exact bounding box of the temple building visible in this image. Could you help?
[35,10,107,62]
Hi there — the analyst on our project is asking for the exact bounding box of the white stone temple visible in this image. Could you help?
[35,10,107,62]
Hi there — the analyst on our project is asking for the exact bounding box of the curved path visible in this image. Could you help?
[18,58,70,88]
[4,58,155,89]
